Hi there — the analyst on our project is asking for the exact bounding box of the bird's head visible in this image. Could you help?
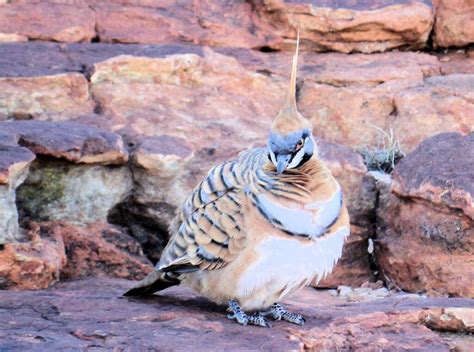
[267,32,316,174]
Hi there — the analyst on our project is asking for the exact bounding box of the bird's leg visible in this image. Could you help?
[227,299,271,328]
[260,303,306,325]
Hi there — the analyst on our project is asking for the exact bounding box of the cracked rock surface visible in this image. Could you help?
[0,278,472,351]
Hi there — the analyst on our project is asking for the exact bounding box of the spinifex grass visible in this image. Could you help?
[359,125,405,174]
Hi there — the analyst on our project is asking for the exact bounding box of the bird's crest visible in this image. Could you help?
[271,31,311,135]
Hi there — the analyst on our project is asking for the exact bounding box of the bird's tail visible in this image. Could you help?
[123,270,179,296]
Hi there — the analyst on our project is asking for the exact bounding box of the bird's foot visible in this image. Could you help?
[227,300,271,328]
[260,303,306,326]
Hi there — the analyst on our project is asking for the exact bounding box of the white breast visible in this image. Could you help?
[237,226,349,306]
[256,186,342,238]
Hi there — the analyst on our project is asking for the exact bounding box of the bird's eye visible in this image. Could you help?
[295,139,304,150]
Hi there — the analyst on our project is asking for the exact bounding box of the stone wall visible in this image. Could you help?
[0,0,472,298]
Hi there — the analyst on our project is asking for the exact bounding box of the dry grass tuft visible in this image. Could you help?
[359,125,405,174]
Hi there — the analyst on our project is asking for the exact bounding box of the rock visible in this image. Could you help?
[425,307,474,333]
[92,1,270,49]
[0,278,472,350]
[0,120,129,165]
[375,133,474,297]
[0,2,95,43]
[299,51,441,151]
[438,50,474,75]
[432,0,474,48]
[0,42,205,78]
[0,121,133,225]
[254,0,434,53]
[0,223,66,290]
[391,75,474,153]
[300,51,441,86]
[392,132,474,219]
[37,222,153,280]
[0,133,35,244]
[1,43,470,155]
[0,140,34,187]
[290,310,454,351]
[335,285,390,302]
[16,158,133,225]
[317,225,375,288]
[89,50,286,142]
[301,69,473,153]
[0,221,153,290]
[0,0,443,55]
[0,33,27,42]
[0,73,94,120]
[91,0,434,53]
[109,135,194,262]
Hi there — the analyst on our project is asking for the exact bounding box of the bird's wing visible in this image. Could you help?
[157,149,266,273]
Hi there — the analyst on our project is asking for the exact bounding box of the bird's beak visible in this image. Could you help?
[276,154,290,174]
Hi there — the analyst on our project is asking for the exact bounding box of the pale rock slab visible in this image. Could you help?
[0,73,94,121]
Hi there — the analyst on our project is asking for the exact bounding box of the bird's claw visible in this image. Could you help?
[227,300,271,328]
[261,303,306,326]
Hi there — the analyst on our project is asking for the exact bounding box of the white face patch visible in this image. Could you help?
[269,149,277,167]
[287,147,305,169]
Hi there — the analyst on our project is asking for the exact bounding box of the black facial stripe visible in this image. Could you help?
[288,150,297,164]
[299,152,312,166]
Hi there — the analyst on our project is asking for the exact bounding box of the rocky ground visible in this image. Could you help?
[0,0,473,350]
[1,278,473,351]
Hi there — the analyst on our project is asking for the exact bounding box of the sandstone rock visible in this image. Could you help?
[0,42,206,78]
[392,132,474,219]
[16,159,133,225]
[0,73,94,120]
[439,50,474,75]
[300,51,441,86]
[0,134,35,244]
[298,51,441,151]
[290,310,454,351]
[110,135,194,262]
[0,278,472,350]
[0,141,34,187]
[36,222,153,280]
[0,120,131,226]
[90,51,286,143]
[375,133,474,297]
[301,70,473,153]
[90,0,435,53]
[0,222,66,290]
[4,43,469,155]
[1,120,129,165]
[391,75,474,153]
[92,1,271,49]
[0,2,95,43]
[433,0,474,48]
[0,33,27,42]
[254,0,434,53]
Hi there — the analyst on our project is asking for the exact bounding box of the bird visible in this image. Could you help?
[124,33,350,327]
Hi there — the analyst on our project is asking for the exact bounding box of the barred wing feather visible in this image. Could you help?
[157,149,266,273]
